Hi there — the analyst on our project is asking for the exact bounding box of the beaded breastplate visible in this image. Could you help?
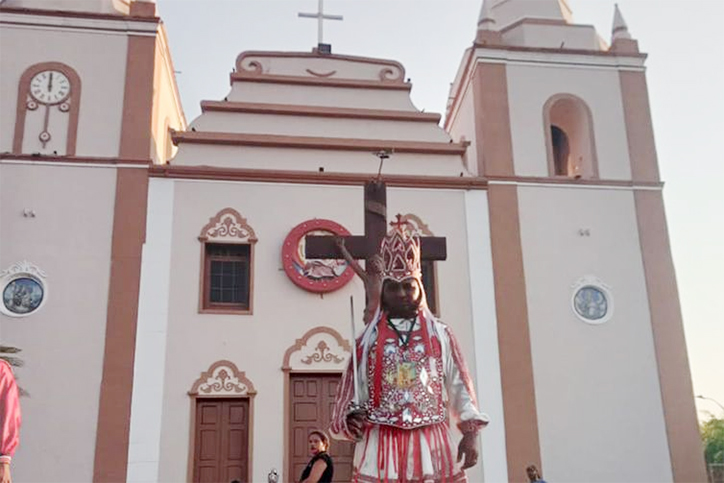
[366,314,446,429]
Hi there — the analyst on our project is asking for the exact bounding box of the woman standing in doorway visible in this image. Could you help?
[299,430,334,483]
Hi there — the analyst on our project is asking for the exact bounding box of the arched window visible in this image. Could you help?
[198,208,258,314]
[551,125,570,176]
[544,95,599,179]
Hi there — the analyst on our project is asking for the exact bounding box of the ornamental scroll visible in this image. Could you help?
[189,360,256,397]
[198,208,258,244]
[282,327,351,372]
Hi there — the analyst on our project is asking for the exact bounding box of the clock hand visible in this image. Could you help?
[48,72,53,92]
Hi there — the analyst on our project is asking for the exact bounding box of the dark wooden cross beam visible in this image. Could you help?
[305,180,447,263]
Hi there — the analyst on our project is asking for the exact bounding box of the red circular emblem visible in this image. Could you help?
[282,219,354,293]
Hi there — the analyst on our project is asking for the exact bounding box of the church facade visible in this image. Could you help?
[0,1,706,482]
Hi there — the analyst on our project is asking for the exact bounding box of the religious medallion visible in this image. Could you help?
[570,275,614,325]
[0,261,48,317]
[281,219,354,293]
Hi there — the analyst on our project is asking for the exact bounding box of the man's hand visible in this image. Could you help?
[346,408,367,441]
[0,462,11,483]
[457,432,479,470]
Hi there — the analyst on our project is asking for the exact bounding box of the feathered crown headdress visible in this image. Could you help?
[380,215,421,282]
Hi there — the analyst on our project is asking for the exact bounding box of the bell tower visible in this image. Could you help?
[1,0,184,162]
[0,1,184,482]
[446,1,706,481]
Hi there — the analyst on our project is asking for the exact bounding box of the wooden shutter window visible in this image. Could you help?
[204,243,251,311]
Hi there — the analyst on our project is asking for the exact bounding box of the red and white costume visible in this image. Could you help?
[0,360,21,465]
[330,218,488,483]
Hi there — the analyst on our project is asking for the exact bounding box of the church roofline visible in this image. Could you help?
[0,5,159,22]
[147,164,664,191]
[229,72,412,90]
[200,101,441,123]
[149,164,487,190]
[171,131,466,156]
[0,153,151,166]
[468,41,647,59]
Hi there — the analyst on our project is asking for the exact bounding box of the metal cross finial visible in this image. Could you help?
[298,0,343,46]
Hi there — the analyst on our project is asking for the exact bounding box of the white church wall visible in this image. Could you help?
[0,25,128,157]
[127,178,175,483]
[489,0,572,30]
[501,23,600,51]
[148,179,483,482]
[464,190,507,483]
[151,29,185,164]
[505,63,633,180]
[227,82,417,111]
[0,162,118,482]
[517,185,673,482]
[446,81,479,177]
[171,144,468,177]
[189,112,450,143]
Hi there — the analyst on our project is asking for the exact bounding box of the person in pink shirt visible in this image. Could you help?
[0,359,21,483]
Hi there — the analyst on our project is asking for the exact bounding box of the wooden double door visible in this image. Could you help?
[193,398,250,483]
[289,373,354,482]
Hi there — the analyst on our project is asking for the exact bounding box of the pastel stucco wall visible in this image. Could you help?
[446,80,479,176]
[517,185,672,482]
[505,63,632,180]
[227,83,416,111]
[0,163,117,482]
[150,27,185,164]
[148,180,485,483]
[0,25,128,156]
[190,113,449,142]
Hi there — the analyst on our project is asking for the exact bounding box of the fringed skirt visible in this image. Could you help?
[352,423,467,483]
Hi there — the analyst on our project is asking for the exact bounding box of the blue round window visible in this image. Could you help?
[573,285,608,321]
[3,277,44,315]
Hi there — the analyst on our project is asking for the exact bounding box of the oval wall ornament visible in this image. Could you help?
[0,261,48,317]
[570,275,614,325]
[282,219,354,293]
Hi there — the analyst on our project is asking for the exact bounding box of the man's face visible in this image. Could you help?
[381,278,421,318]
[526,467,540,481]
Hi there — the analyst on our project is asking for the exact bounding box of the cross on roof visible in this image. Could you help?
[298,0,343,46]
[305,181,447,264]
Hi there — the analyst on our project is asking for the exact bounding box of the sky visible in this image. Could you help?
[156,0,724,420]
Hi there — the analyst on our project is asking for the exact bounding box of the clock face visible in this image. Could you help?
[29,70,71,104]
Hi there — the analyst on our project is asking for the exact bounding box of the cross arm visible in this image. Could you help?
[305,235,447,261]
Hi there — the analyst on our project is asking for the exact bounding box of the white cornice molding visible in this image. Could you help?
[0,11,159,35]
[472,47,646,71]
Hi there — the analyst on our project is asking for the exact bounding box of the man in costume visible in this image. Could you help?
[0,357,21,483]
[330,220,488,482]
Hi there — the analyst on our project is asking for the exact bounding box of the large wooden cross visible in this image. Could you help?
[305,180,447,265]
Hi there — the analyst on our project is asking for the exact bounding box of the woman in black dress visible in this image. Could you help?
[299,430,334,483]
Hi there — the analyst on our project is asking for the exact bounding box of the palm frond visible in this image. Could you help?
[0,355,24,367]
[0,345,22,354]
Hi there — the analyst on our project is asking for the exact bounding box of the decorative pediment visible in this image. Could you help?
[199,208,257,243]
[283,327,351,372]
[235,51,405,84]
[189,360,256,397]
